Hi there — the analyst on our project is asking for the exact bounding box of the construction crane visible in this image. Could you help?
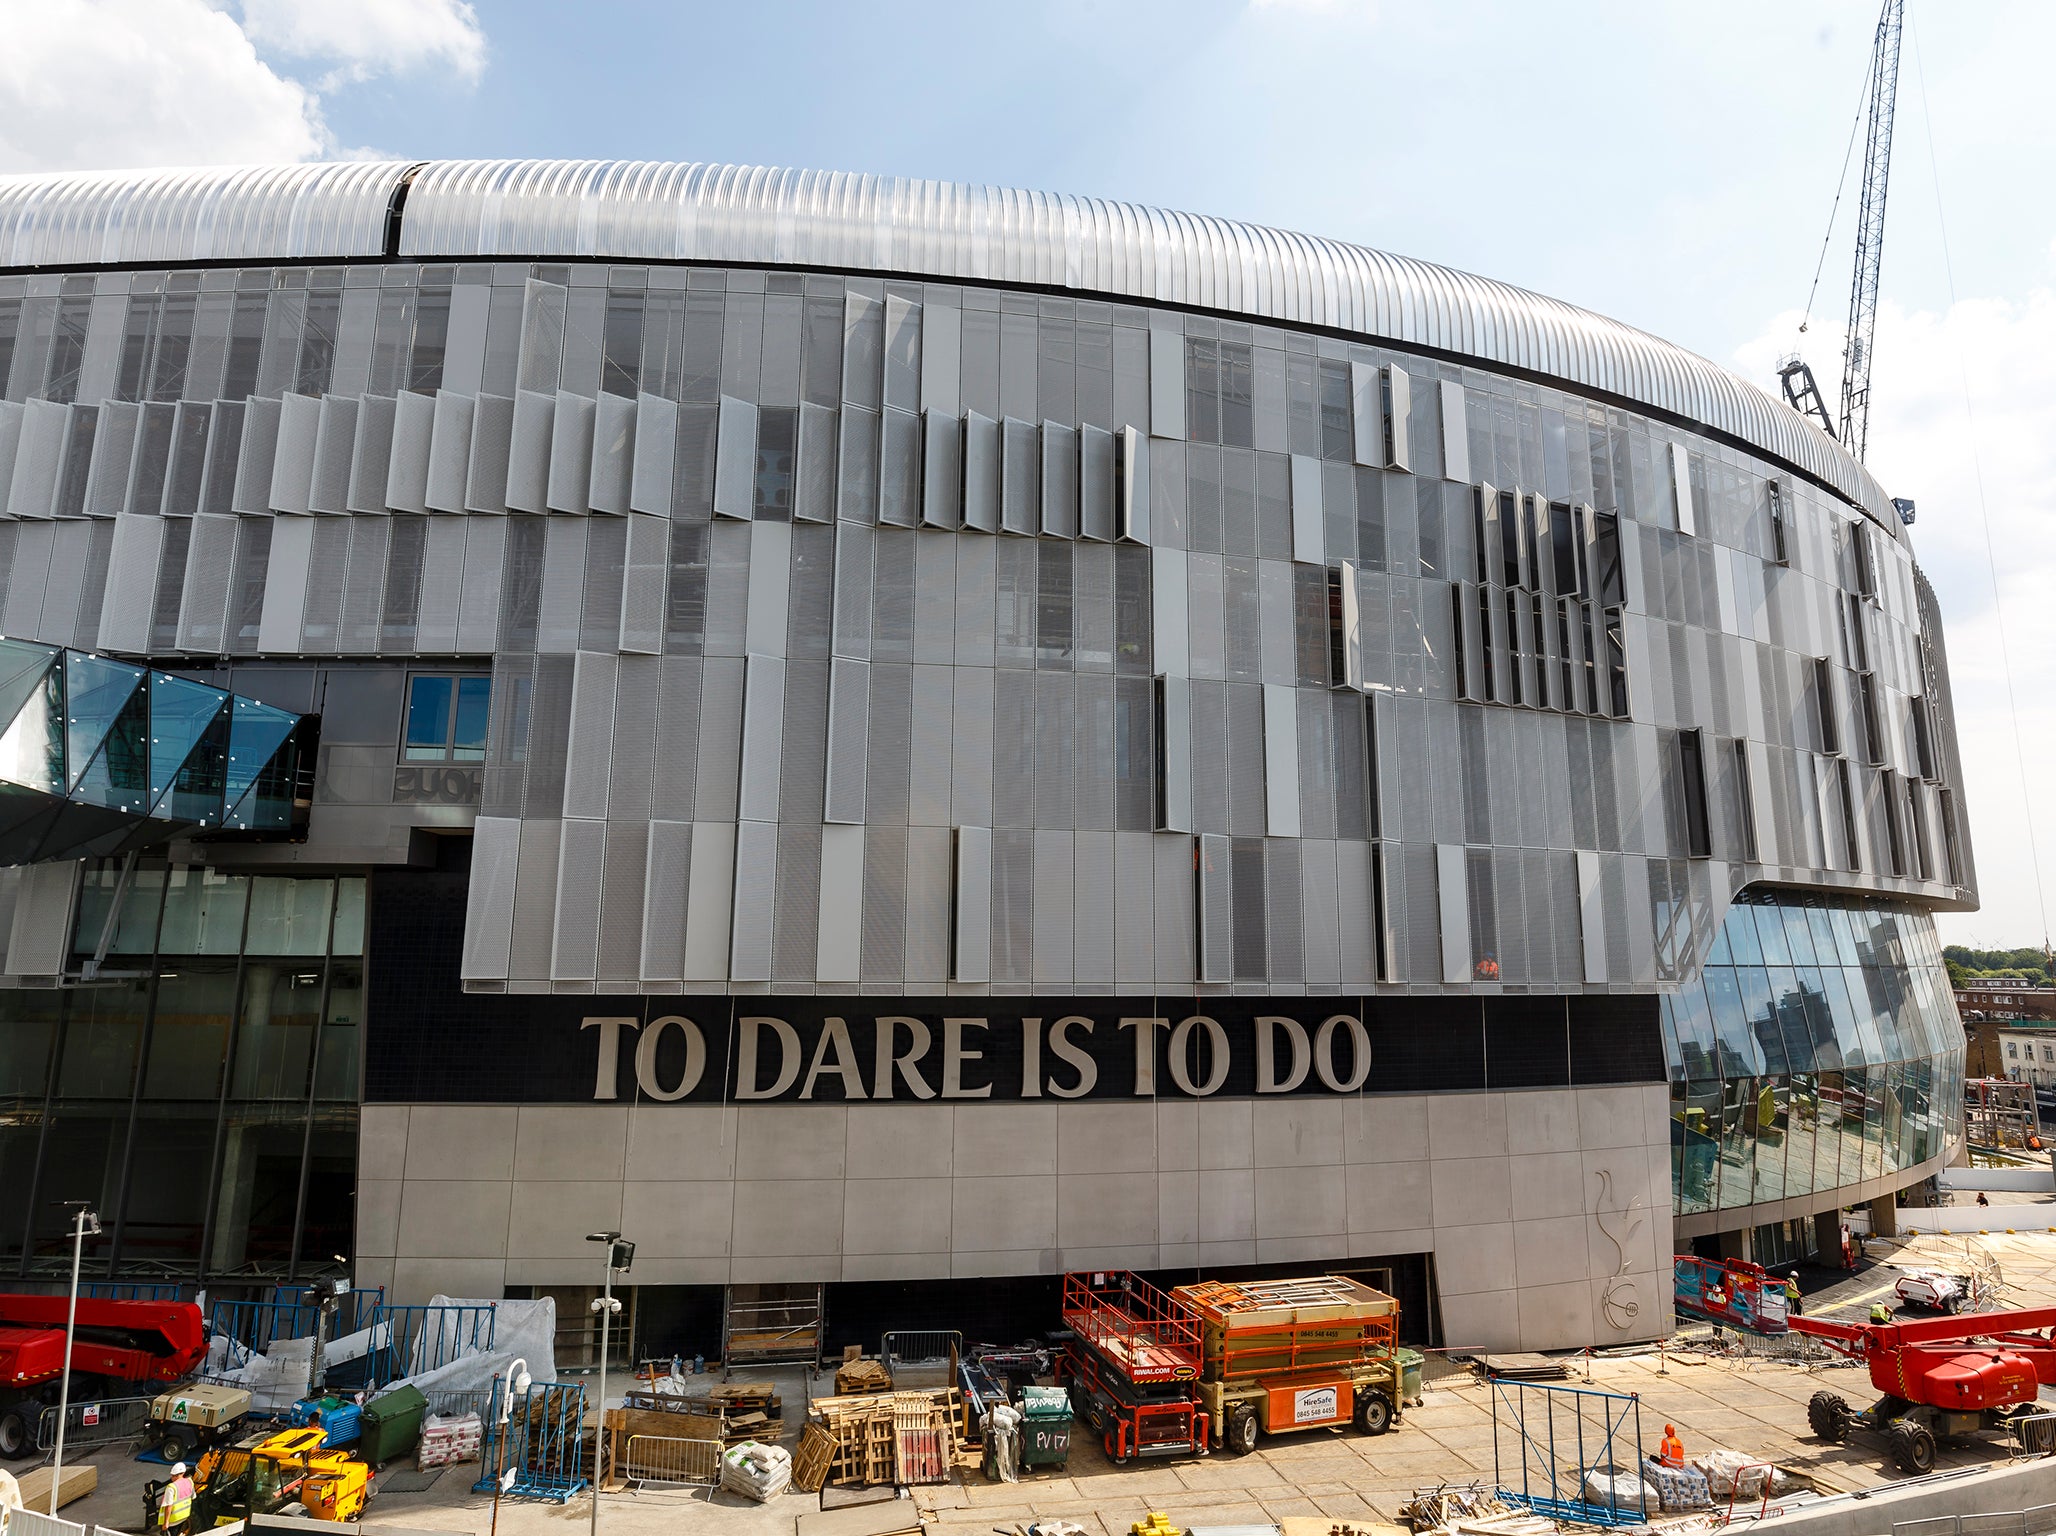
[1779,0,1905,464]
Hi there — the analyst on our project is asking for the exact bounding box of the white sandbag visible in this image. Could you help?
[718,1441,790,1502]
[1579,1466,1658,1515]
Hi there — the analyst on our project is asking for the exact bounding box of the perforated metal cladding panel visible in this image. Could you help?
[816,821,865,982]
[1266,836,1303,981]
[507,815,562,984]
[1196,831,1232,982]
[269,392,318,514]
[547,391,596,514]
[504,390,554,513]
[771,818,823,982]
[1041,420,1080,539]
[336,515,389,652]
[1001,416,1039,536]
[561,651,619,820]
[1031,828,1074,987]
[617,511,668,654]
[589,392,637,514]
[921,409,962,529]
[952,823,993,982]
[988,827,1033,984]
[83,401,137,519]
[638,818,692,985]
[9,400,66,519]
[424,390,475,513]
[96,512,162,654]
[963,410,1000,534]
[714,395,756,519]
[727,818,777,982]
[627,392,678,516]
[342,393,395,513]
[549,817,605,982]
[306,394,357,514]
[256,511,312,653]
[462,815,521,981]
[383,389,433,515]
[795,400,837,524]
[169,510,236,653]
[823,655,870,825]
[36,522,89,645]
[878,406,921,528]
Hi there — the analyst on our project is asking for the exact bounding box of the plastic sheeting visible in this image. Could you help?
[383,1295,558,1399]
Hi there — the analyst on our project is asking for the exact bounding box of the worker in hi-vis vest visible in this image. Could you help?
[1659,1424,1685,1467]
[158,1462,195,1533]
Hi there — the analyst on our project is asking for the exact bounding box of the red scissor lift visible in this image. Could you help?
[1058,1271,1209,1463]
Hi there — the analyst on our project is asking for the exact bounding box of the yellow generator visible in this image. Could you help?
[189,1426,371,1524]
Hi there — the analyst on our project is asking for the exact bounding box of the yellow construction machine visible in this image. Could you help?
[150,1426,371,1527]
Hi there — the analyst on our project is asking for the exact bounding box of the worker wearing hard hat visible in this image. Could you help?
[1659,1425,1685,1467]
[158,1462,195,1534]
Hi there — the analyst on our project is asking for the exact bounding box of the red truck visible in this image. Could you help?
[0,1294,208,1458]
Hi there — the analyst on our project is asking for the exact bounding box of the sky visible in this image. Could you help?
[0,0,2050,950]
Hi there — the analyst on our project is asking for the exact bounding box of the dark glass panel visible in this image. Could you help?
[142,963,236,1100]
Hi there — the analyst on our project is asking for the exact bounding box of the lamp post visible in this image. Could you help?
[583,1231,632,1536]
[50,1204,101,1515]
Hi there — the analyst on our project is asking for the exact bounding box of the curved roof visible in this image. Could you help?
[0,158,1897,531]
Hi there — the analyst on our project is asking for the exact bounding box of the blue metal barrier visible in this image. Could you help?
[475,1377,587,1504]
[1490,1376,1647,1527]
[209,1287,385,1358]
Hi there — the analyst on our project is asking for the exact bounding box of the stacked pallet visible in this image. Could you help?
[619,1382,784,1445]
[834,1356,893,1395]
[808,1388,958,1488]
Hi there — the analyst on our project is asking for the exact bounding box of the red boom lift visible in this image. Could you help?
[0,1294,209,1459]
[1792,1306,2056,1473]
[1057,1272,1210,1463]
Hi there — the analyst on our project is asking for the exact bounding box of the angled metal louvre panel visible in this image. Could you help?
[35,522,90,644]
[639,818,691,985]
[795,400,837,524]
[160,402,211,517]
[596,817,650,985]
[1040,419,1080,539]
[1000,416,1039,535]
[309,394,359,514]
[229,396,281,516]
[256,511,314,653]
[269,392,321,515]
[174,511,238,653]
[347,394,397,513]
[712,395,757,520]
[837,403,879,524]
[878,406,922,528]
[629,393,677,516]
[824,654,870,824]
[550,817,606,982]
[1117,425,1149,542]
[1079,422,1115,542]
[962,409,1000,533]
[920,409,961,529]
[8,400,68,520]
[338,514,390,652]
[454,515,507,652]
[426,390,476,514]
[516,277,568,393]
[737,652,788,824]
[414,513,467,652]
[83,401,138,519]
[296,515,350,651]
[95,511,163,653]
[508,816,562,985]
[386,388,435,515]
[506,390,556,513]
[548,390,597,514]
[728,818,778,982]
[462,816,522,982]
[0,402,24,516]
[465,391,515,513]
[618,511,669,655]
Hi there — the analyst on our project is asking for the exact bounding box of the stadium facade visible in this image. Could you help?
[0,162,1970,1352]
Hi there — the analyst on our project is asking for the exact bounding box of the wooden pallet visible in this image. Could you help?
[791,1421,836,1494]
[810,1387,958,1487]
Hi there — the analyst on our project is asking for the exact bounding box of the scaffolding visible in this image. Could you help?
[1966,1079,2042,1151]
[1490,1377,1648,1528]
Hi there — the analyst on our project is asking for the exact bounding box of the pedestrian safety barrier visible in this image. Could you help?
[2007,1412,2056,1458]
[1489,1376,1647,1528]
[620,1435,721,1487]
[209,1286,384,1359]
[10,1509,90,1536]
[367,1302,496,1388]
[35,1394,156,1453]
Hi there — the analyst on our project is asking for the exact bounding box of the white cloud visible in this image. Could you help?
[0,0,488,174]
[1737,291,2056,950]
[240,0,485,85]
[0,0,325,171]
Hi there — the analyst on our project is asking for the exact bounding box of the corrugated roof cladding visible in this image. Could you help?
[0,157,1895,530]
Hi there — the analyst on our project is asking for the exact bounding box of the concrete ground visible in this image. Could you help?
[42,1228,2056,1536]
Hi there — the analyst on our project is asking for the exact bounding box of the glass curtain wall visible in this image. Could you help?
[1663,893,1964,1220]
[0,862,363,1280]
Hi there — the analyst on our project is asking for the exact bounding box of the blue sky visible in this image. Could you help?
[6,0,2054,946]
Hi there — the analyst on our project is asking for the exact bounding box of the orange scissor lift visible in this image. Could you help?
[1175,1275,1403,1455]
[1058,1272,1210,1463]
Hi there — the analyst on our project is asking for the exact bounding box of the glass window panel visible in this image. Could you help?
[245,877,334,956]
[1861,1065,1887,1181]
[30,1107,126,1266]
[1680,1081,1720,1214]
[315,962,361,1103]
[230,961,322,1099]
[403,675,453,760]
[1811,1079,1846,1194]
[1706,909,1732,966]
[1725,902,1763,965]
[0,988,62,1099]
[158,869,247,955]
[1795,968,1843,1071]
[1716,1078,1756,1211]
[1751,1077,1787,1204]
[1781,905,1818,965]
[1785,1071,1820,1197]
[331,878,366,957]
[1737,965,1788,1075]
[299,1108,359,1269]
[1805,906,1840,968]
[1828,906,1863,966]
[58,979,148,1097]
[209,1103,306,1275]
[0,1113,43,1258]
[453,678,491,762]
[117,1106,215,1269]
[1768,965,1814,1073]
[1753,905,1792,965]
[1703,967,1764,1077]
[143,963,236,1099]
